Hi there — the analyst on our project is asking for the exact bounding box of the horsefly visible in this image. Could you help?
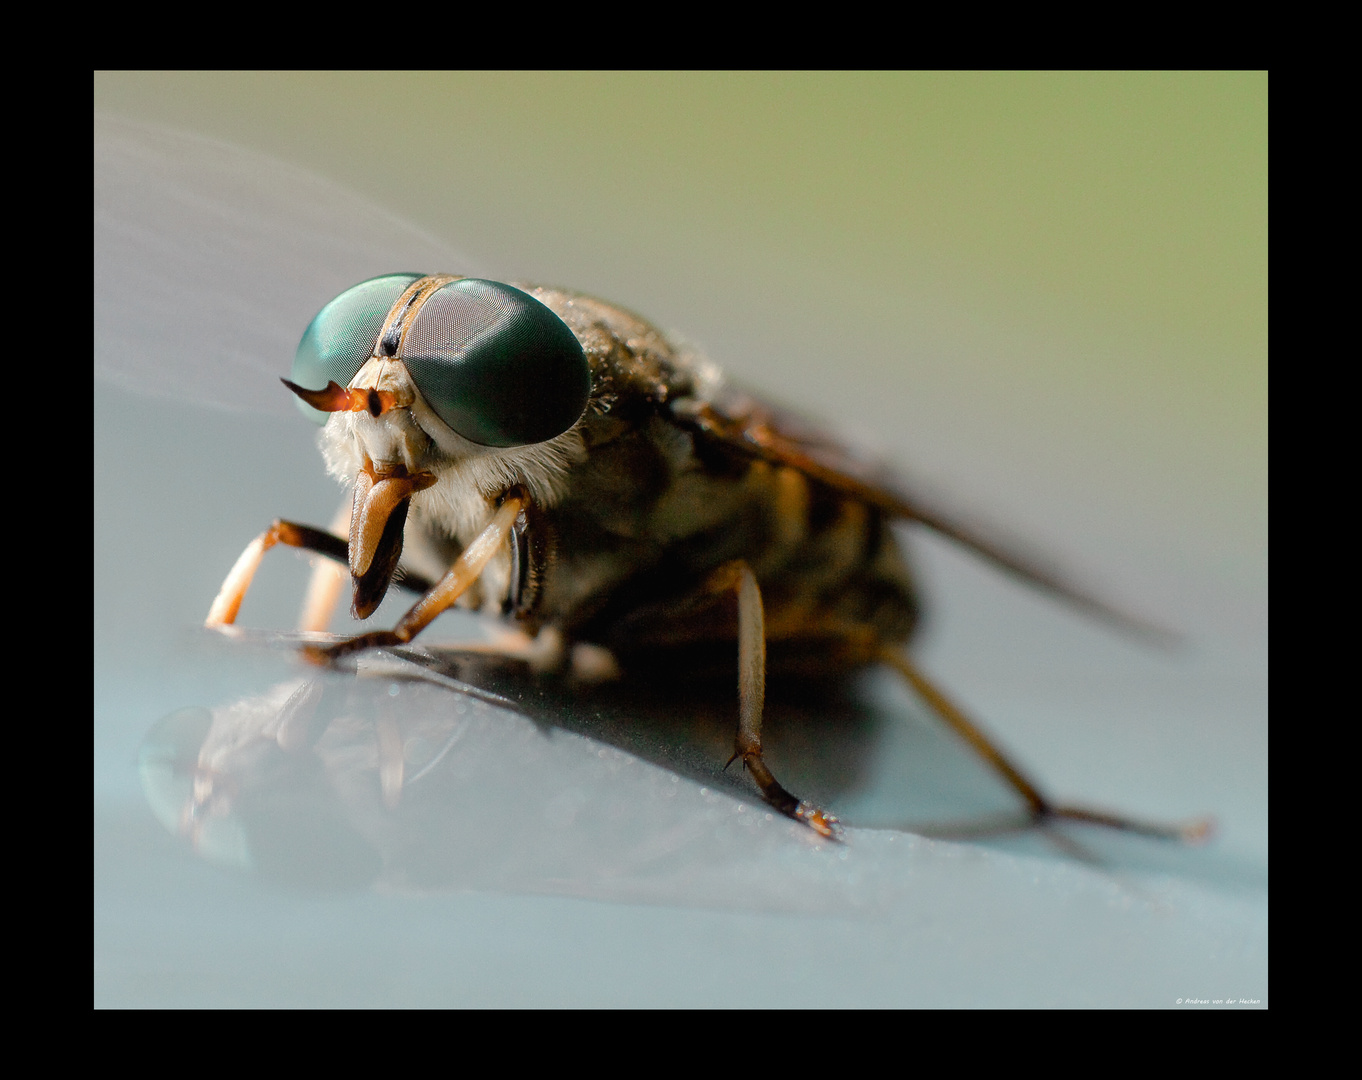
[206,272,1210,844]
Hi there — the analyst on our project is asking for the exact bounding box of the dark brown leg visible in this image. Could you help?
[714,561,839,839]
[880,648,1211,842]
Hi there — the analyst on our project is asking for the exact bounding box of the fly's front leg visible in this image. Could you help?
[206,507,435,633]
[716,561,839,839]
[307,488,527,664]
[206,521,349,629]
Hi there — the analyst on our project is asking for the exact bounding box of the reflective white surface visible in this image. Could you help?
[94,114,1266,1007]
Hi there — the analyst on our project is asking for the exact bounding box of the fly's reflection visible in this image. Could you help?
[138,645,1022,900]
[141,642,1247,903]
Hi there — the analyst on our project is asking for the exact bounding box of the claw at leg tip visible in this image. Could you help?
[797,803,840,839]
[1182,817,1216,844]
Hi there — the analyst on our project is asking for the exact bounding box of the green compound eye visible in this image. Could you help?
[290,274,422,424]
[400,279,590,448]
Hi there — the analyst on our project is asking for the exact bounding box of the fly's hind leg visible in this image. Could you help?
[879,648,1211,843]
[711,561,839,839]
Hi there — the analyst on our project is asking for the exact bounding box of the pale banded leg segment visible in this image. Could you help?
[206,521,350,629]
[297,501,354,633]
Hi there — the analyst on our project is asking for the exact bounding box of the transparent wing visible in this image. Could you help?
[676,386,1178,643]
[94,114,479,416]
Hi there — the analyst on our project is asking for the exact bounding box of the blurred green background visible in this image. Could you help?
[94,71,1266,601]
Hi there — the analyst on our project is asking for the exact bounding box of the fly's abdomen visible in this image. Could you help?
[546,437,919,675]
[748,461,920,652]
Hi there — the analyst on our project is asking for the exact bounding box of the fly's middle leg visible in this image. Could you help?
[294,500,354,633]
[712,561,839,839]
[306,490,526,663]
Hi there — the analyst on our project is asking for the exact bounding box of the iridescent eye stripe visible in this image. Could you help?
[374,275,461,359]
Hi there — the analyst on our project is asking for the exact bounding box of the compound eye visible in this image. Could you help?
[290,274,422,424]
[400,279,591,447]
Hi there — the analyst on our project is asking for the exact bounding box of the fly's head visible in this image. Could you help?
[284,276,592,618]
